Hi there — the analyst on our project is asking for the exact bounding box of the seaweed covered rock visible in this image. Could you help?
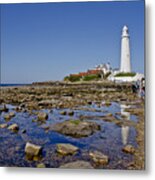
[50,120,100,138]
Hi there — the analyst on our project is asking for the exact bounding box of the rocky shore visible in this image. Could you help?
[0,81,145,169]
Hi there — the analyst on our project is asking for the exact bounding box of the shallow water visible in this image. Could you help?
[0,102,138,169]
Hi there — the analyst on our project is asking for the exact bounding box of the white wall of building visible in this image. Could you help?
[120,26,131,73]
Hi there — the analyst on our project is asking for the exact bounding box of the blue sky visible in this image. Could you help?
[1,1,145,83]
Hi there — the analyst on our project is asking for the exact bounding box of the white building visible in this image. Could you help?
[108,25,144,83]
[120,25,131,72]
[95,63,112,75]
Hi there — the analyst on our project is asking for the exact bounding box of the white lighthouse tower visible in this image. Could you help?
[120,25,131,72]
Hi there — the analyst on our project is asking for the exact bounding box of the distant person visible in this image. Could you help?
[139,78,145,99]
[132,81,139,93]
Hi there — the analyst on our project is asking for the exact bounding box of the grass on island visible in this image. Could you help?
[82,74,101,81]
[64,75,81,82]
[114,72,136,77]
[64,74,101,82]
[64,72,111,82]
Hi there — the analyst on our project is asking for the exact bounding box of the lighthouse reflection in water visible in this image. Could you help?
[120,104,131,145]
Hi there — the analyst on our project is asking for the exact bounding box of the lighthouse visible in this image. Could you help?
[120,25,131,72]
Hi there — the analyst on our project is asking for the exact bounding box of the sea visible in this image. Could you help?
[0,83,29,87]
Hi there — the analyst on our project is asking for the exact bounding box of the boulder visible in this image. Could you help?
[56,143,79,155]
[37,112,48,121]
[50,120,100,138]
[59,160,93,169]
[122,144,135,154]
[8,124,19,132]
[25,142,42,157]
[89,151,109,165]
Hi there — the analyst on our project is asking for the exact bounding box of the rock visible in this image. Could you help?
[60,111,67,115]
[120,114,128,119]
[56,143,79,155]
[4,114,11,120]
[33,156,41,161]
[0,123,8,128]
[3,111,15,120]
[89,151,109,165]
[29,95,35,100]
[16,106,22,112]
[125,108,144,116]
[50,120,100,138]
[122,144,135,154]
[106,113,113,117]
[21,129,26,133]
[38,100,53,106]
[103,115,118,123]
[58,102,64,108]
[20,103,26,108]
[59,160,93,169]
[49,109,53,113]
[115,121,122,127]
[25,142,42,157]
[8,124,19,132]
[37,112,48,121]
[9,111,15,118]
[87,101,92,105]
[0,104,8,112]
[32,119,37,122]
[37,163,46,168]
[68,111,74,116]
[105,101,111,106]
[26,102,38,110]
[62,93,73,97]
[115,112,121,115]
[15,146,20,151]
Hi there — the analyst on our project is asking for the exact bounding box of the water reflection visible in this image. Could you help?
[0,102,137,168]
[120,104,131,145]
